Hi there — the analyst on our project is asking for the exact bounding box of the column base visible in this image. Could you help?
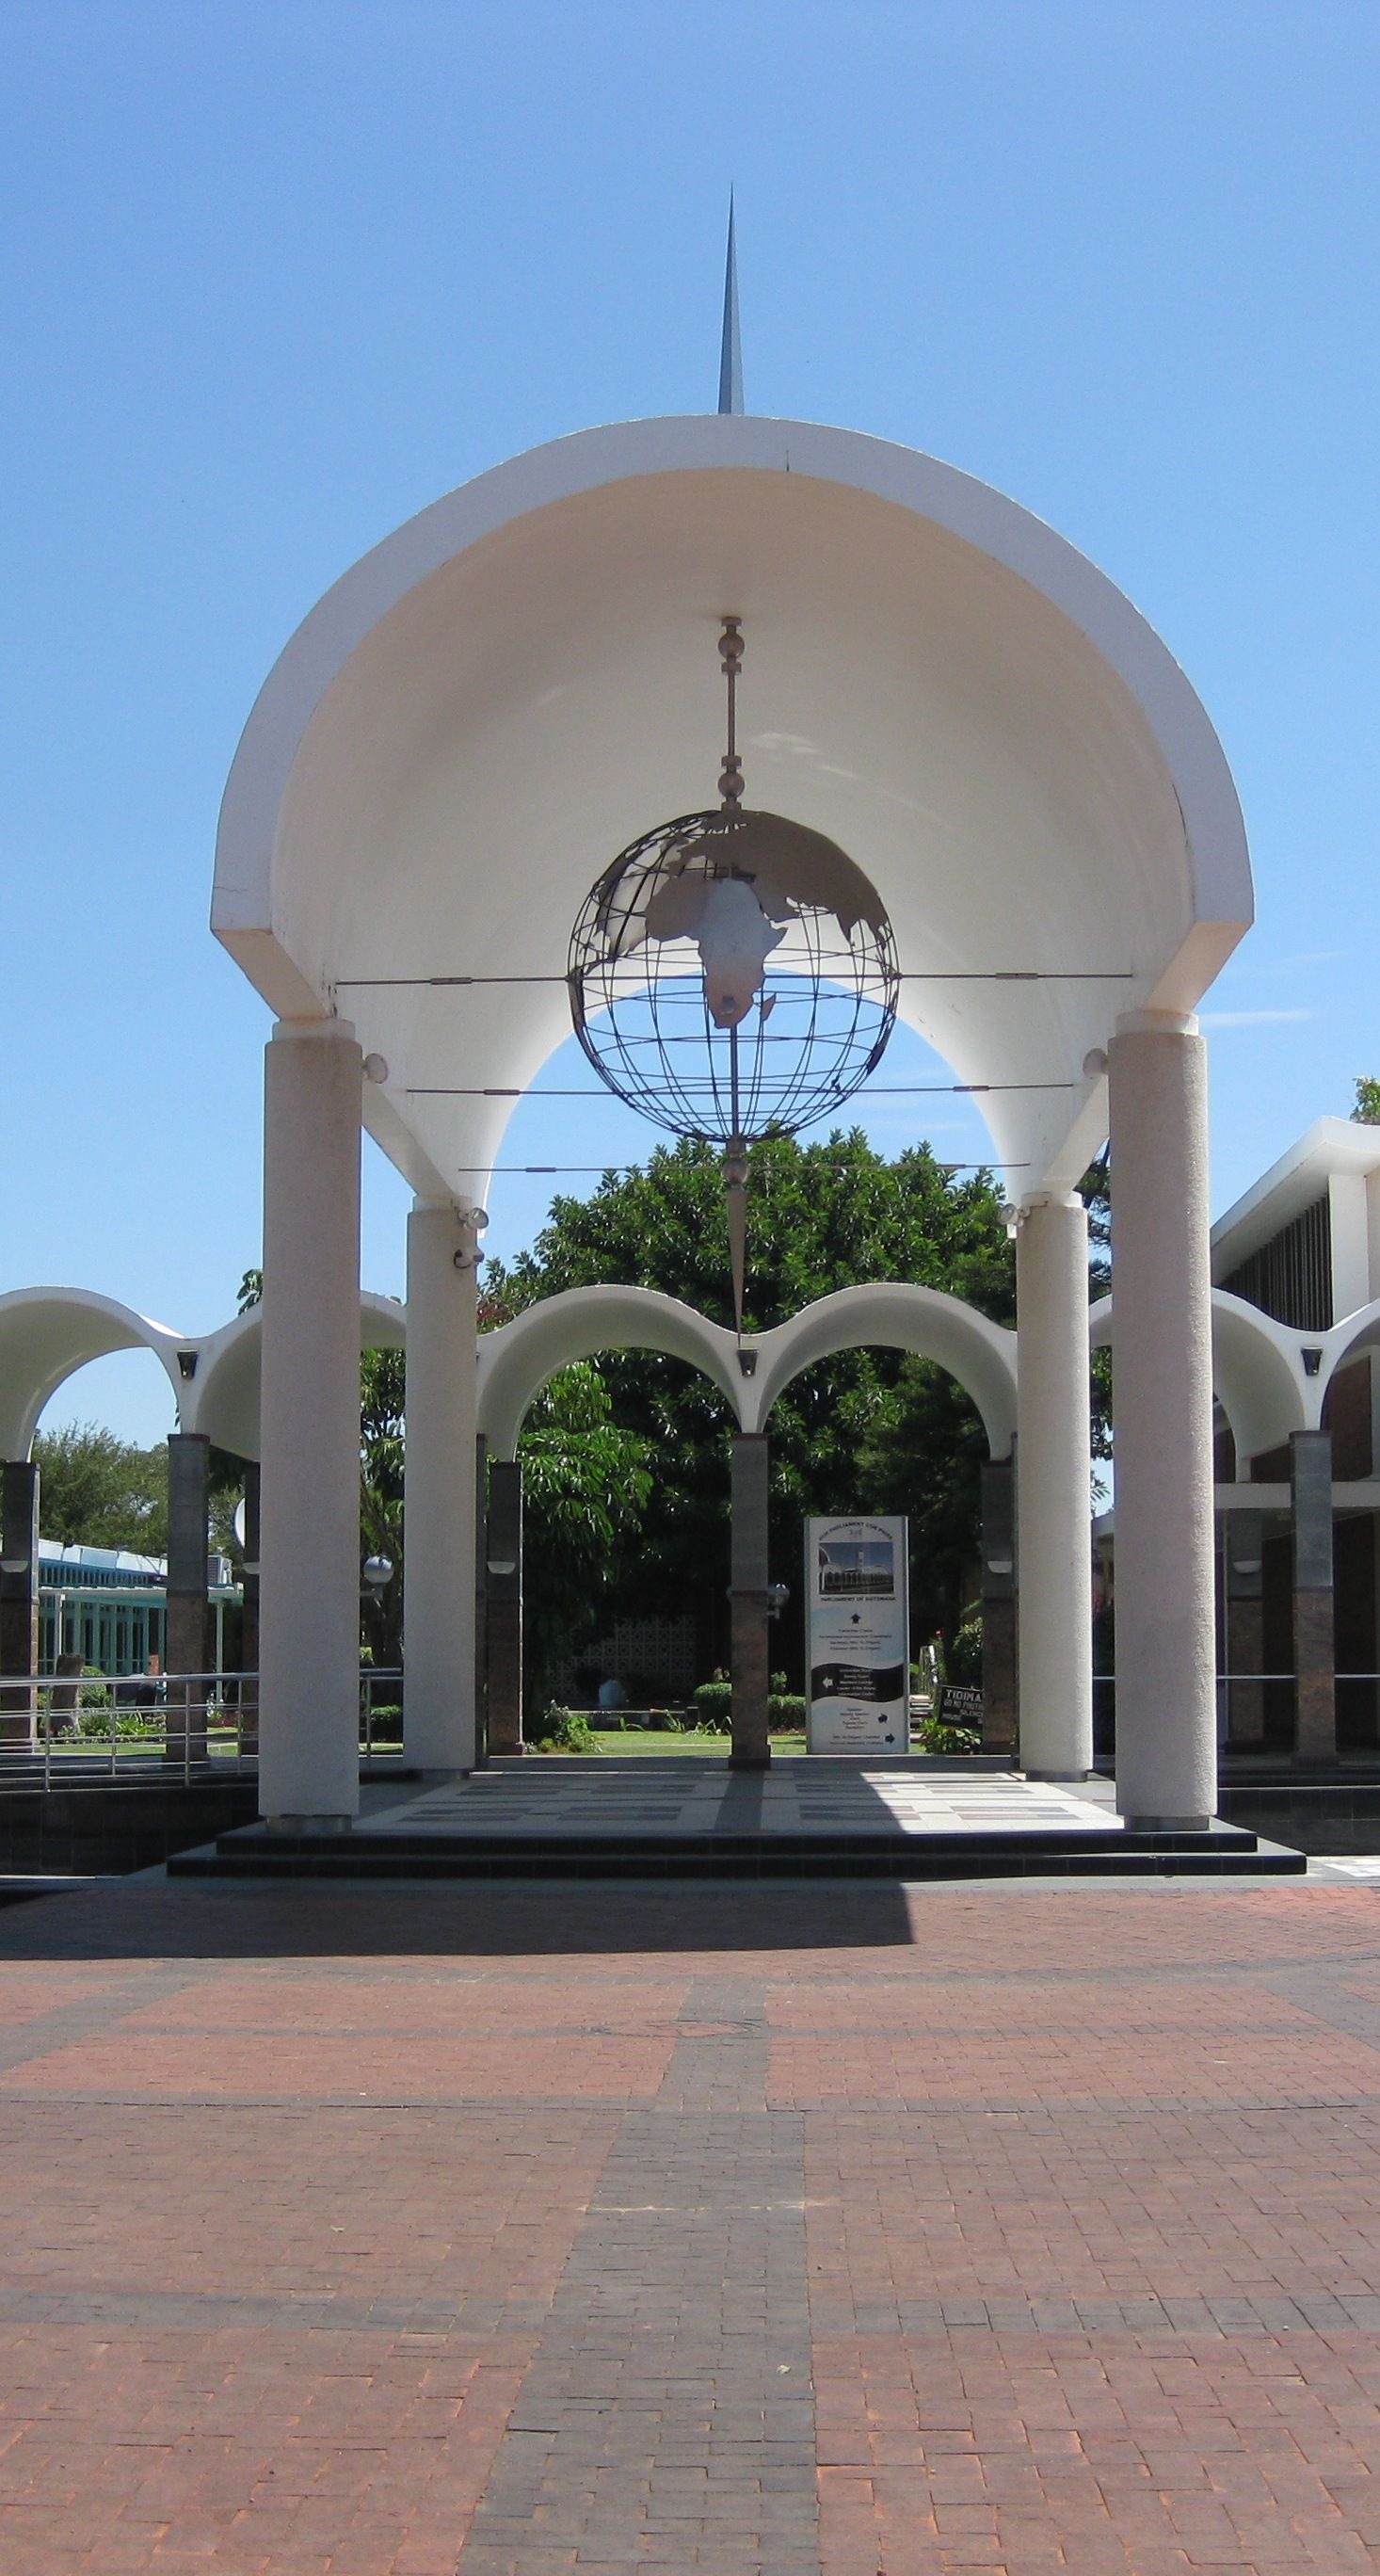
[265,1813,354,1835]
[1121,1813,1212,1833]
[729,1750,771,1770]
[1023,1768,1094,1782]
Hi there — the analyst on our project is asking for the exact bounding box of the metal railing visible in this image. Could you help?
[0,1668,407,1787]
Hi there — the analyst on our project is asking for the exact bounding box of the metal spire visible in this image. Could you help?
[717,193,744,415]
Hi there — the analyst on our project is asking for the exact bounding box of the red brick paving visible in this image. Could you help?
[2,1879,1380,2568]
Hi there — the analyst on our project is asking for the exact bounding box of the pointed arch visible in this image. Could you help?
[477,1287,744,1459]
[0,1288,187,1459]
[745,1282,1019,1457]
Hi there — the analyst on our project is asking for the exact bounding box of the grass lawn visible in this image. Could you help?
[539,1729,810,1757]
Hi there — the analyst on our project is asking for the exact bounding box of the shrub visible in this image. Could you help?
[692,1680,732,1735]
[533,1704,600,1754]
[945,1619,984,1687]
[768,1694,806,1732]
[917,1715,981,1758]
[75,1706,162,1741]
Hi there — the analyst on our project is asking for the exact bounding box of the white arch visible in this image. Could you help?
[214,412,1251,1204]
[744,1282,1019,1457]
[188,1293,407,1460]
[477,1286,743,1459]
[1318,1299,1380,1425]
[1090,1287,1312,1465]
[0,1287,188,1460]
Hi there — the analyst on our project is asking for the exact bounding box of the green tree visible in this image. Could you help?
[487,1131,1017,1668]
[515,1362,652,1709]
[359,1344,405,1665]
[1079,1151,1112,1476]
[32,1424,168,1555]
[1355,1077,1380,1124]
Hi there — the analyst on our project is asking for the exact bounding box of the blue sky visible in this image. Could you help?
[3,1,1377,1442]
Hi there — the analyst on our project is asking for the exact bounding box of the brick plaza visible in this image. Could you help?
[3,1875,1380,2572]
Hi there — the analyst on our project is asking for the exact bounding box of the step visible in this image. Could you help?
[169,1820,1305,1882]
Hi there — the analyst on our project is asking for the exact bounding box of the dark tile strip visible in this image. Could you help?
[457,1978,820,2574]
[0,1965,207,2074]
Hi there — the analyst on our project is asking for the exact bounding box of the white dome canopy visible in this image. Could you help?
[213,414,1252,1200]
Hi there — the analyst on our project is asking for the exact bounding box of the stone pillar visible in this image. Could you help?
[0,1460,40,1747]
[239,1460,260,1757]
[730,1432,770,1767]
[258,1017,362,1829]
[1015,1195,1094,1778]
[403,1199,480,1774]
[1223,1508,1264,1748]
[1291,1428,1336,1764]
[979,1455,1018,1756]
[165,1432,210,1763]
[486,1459,523,1756]
[1108,1011,1216,1828]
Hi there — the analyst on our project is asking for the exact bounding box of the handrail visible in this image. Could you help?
[0,1666,407,1786]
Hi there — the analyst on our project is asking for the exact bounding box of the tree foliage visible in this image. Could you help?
[1355,1077,1380,1125]
[32,1423,169,1556]
[486,1131,1018,1666]
[514,1363,652,1707]
[208,1130,1124,1684]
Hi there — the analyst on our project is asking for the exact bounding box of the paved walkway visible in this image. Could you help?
[3,1871,1380,2570]
[363,1764,1121,1841]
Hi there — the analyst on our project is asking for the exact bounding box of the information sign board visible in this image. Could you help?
[805,1515,909,1754]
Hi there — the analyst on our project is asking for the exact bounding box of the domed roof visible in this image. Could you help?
[214,412,1251,1201]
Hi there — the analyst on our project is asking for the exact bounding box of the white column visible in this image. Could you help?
[1016,1194,1094,1777]
[404,1198,480,1772]
[1108,1009,1216,1827]
[258,1017,362,1827]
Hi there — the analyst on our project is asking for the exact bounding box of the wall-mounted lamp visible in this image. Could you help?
[985,1557,1014,1578]
[486,1558,517,1579]
[0,1554,31,1577]
[736,1348,758,1377]
[1302,1346,1324,1377]
[766,1582,790,1620]
[176,1349,199,1380]
[361,1555,394,1591]
[1230,1556,1263,1577]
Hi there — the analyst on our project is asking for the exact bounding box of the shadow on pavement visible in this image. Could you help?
[0,1871,921,1963]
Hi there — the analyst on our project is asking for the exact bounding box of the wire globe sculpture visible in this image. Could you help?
[568,805,899,1148]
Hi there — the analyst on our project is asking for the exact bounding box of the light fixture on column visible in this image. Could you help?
[361,1555,394,1591]
[568,619,899,1336]
[0,1551,30,1576]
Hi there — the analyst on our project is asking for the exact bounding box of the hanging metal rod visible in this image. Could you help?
[333,969,1135,989]
[406,1080,1076,1098]
[449,1160,1032,1176]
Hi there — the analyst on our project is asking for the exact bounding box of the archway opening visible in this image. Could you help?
[29,1346,182,1680]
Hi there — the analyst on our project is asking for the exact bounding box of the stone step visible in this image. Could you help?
[170,1820,1305,1882]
